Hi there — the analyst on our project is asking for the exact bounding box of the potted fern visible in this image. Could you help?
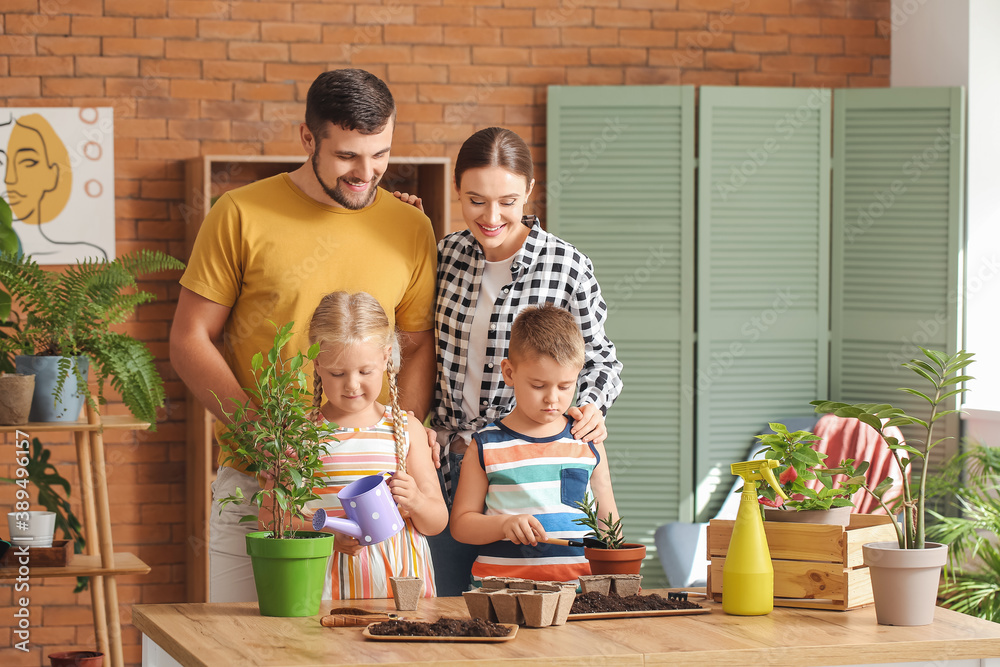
[811,347,974,626]
[0,250,184,424]
[216,321,335,617]
[573,493,645,575]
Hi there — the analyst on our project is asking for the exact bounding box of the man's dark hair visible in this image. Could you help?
[305,69,396,139]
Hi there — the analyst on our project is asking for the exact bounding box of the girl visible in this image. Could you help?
[307,291,448,600]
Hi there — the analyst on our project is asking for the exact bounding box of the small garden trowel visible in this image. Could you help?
[541,536,606,548]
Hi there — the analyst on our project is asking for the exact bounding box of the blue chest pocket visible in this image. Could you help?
[560,467,589,508]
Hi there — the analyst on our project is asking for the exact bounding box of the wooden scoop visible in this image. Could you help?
[320,608,401,627]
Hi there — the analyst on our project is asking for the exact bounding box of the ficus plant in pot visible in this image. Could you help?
[216,321,336,617]
[573,492,645,575]
[811,347,974,626]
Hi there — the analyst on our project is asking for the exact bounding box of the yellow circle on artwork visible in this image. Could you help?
[4,114,72,226]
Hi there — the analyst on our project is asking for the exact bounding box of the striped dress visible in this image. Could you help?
[471,419,598,583]
[307,406,436,600]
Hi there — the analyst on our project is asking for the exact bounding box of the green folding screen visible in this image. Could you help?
[547,86,696,585]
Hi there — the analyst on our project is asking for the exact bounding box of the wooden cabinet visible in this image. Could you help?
[181,155,451,603]
[0,405,152,667]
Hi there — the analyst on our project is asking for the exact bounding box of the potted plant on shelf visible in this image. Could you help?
[0,198,35,425]
[573,492,645,575]
[216,321,335,617]
[0,250,185,424]
[752,423,868,526]
[811,347,974,626]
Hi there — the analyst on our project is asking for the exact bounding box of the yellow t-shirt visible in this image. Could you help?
[179,173,436,470]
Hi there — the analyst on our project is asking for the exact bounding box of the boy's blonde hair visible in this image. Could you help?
[308,291,406,472]
[509,303,585,369]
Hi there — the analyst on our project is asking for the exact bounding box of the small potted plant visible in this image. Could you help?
[216,321,335,617]
[573,492,645,575]
[812,347,974,626]
[0,249,184,424]
[752,423,865,526]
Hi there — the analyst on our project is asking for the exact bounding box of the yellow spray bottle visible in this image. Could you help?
[722,459,789,616]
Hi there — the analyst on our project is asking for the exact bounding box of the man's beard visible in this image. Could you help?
[311,153,379,210]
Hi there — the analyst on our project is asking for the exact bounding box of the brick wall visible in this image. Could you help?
[0,1,889,664]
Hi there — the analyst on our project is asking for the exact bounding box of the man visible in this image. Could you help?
[170,69,436,603]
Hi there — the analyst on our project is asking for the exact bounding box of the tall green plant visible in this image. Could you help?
[812,348,973,549]
[925,443,1000,622]
[0,249,185,424]
[217,321,335,539]
[573,492,624,549]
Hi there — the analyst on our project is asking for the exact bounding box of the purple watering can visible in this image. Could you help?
[312,472,405,545]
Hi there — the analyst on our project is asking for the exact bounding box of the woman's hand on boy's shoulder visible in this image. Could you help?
[568,403,607,444]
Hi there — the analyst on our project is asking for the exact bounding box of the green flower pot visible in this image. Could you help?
[246,530,334,617]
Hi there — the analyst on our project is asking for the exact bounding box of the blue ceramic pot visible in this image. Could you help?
[15,355,89,422]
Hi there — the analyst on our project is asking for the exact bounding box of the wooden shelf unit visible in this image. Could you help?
[181,154,451,604]
[0,404,151,667]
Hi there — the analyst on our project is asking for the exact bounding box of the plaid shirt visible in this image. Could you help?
[432,216,623,468]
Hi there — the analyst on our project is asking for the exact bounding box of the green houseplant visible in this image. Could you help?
[0,249,185,424]
[216,321,335,617]
[573,492,645,575]
[811,347,973,625]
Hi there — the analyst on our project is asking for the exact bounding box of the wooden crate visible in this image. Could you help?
[706,513,898,611]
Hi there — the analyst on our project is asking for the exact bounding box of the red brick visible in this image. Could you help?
[205,60,264,81]
[531,47,590,66]
[509,66,566,85]
[790,36,844,54]
[742,0,791,13]
[396,102,443,123]
[444,26,502,46]
[623,0,677,6]
[290,43,352,64]
[847,75,889,87]
[291,3,355,23]
[449,64,508,84]
[76,56,139,77]
[0,58,8,77]
[765,17,821,34]
[166,1,228,19]
[624,66,681,85]
[164,39,226,60]
[844,36,890,56]
[136,17,196,38]
[261,22,321,43]
[41,77,103,96]
[621,29,676,48]
[817,55,870,74]
[652,10,707,30]
[229,41,288,62]
[36,36,100,55]
[820,18,875,36]
[117,198,169,219]
[794,73,847,87]
[591,47,648,66]
[442,102,501,125]
[43,606,95,627]
[416,6,475,25]
[566,67,624,85]
[477,8,533,27]
[6,14,70,34]
[535,7,593,27]
[739,71,794,86]
[9,55,73,76]
[595,8,651,27]
[847,0,888,19]
[872,56,889,76]
[473,46,530,66]
[761,54,815,73]
[199,19,259,40]
[791,0,847,16]
[71,16,134,36]
[712,13,764,32]
[386,25,444,44]
[651,47,703,69]
[417,83,502,105]
[233,81,295,101]
[104,37,164,57]
[105,0,167,16]
[348,44,413,65]
[413,45,471,65]
[171,79,232,100]
[231,1,292,21]
[117,118,167,138]
[501,27,560,47]
[264,62,324,83]
[322,24,382,45]
[678,0,731,9]
[106,76,170,98]
[0,35,36,55]
[678,29,733,50]
[705,51,760,70]
[680,69,736,85]
[562,27,619,47]
[357,5,413,24]
[141,58,200,79]
[387,64,449,83]
[734,33,789,53]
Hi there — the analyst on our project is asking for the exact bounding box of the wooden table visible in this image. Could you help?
[133,592,1000,667]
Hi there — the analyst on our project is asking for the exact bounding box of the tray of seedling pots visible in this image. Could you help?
[566,575,710,620]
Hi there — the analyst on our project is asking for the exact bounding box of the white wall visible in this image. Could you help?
[891,0,969,87]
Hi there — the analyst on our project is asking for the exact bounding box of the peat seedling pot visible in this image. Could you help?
[0,373,34,425]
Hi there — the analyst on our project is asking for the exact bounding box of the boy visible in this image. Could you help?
[450,304,620,583]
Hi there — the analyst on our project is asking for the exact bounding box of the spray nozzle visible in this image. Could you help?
[730,459,789,501]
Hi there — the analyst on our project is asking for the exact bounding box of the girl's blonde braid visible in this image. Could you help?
[386,357,406,474]
[309,365,324,422]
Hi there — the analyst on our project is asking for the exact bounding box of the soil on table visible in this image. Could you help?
[570,592,703,614]
[329,607,387,616]
[368,617,513,637]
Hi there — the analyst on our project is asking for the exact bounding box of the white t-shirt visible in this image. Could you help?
[459,256,514,442]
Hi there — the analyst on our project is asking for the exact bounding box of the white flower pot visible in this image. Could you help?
[8,510,57,548]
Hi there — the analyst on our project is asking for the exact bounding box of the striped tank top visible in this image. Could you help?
[307,406,436,600]
[471,418,598,583]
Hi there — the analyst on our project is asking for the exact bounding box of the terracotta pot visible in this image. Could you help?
[584,543,646,575]
[0,373,34,425]
[764,505,852,526]
[48,651,104,667]
[862,541,947,626]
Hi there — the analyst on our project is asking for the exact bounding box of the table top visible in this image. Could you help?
[133,591,1000,667]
